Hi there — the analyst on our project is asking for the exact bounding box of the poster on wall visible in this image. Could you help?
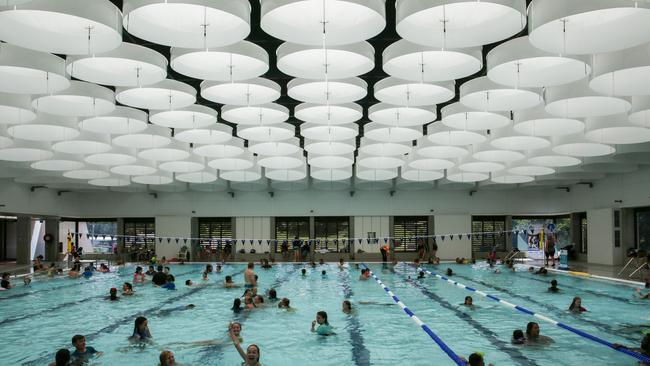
[527,228,545,260]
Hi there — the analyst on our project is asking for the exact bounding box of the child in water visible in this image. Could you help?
[311,311,334,335]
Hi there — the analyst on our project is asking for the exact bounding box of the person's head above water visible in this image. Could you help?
[464,296,473,306]
[133,316,148,335]
[526,322,540,338]
[71,334,86,351]
[54,348,70,366]
[278,298,290,308]
[512,329,526,344]
[551,279,558,287]
[232,298,242,309]
[321,270,326,276]
[225,275,232,283]
[418,271,425,278]
[245,344,260,365]
[269,288,277,299]
[185,279,193,286]
[446,268,453,276]
[468,352,484,366]
[316,310,329,325]
[342,300,352,313]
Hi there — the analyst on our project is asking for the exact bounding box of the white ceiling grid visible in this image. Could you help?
[0,0,649,192]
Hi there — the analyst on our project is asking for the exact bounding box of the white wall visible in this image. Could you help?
[155,216,192,260]
[586,208,626,266]
[353,216,389,253]
[434,215,472,260]
[235,217,271,254]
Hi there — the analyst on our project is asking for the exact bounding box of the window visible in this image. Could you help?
[59,219,117,254]
[472,216,507,253]
[511,215,571,251]
[275,217,310,252]
[198,218,232,250]
[393,216,428,252]
[123,218,155,252]
[635,208,650,250]
[314,217,350,252]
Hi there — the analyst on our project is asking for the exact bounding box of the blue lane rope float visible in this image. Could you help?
[360,264,467,366]
[416,266,650,364]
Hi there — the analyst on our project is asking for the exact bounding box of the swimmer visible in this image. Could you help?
[319,258,324,265]
[311,311,334,335]
[528,266,535,273]
[216,264,222,273]
[224,276,239,288]
[613,334,650,359]
[278,297,292,310]
[108,287,119,301]
[159,350,176,366]
[512,329,526,345]
[186,279,193,287]
[244,262,257,289]
[268,288,277,301]
[152,266,167,286]
[568,296,587,312]
[48,348,70,366]
[321,270,327,277]
[229,322,243,342]
[548,279,559,293]
[244,296,255,310]
[202,272,209,281]
[162,275,176,290]
[525,322,553,344]
[98,263,110,273]
[466,352,494,366]
[82,266,93,278]
[1,272,11,289]
[417,271,425,279]
[338,258,345,269]
[133,266,146,284]
[359,268,369,280]
[206,264,213,273]
[230,329,260,366]
[70,334,102,364]
[232,298,243,313]
[301,268,307,276]
[145,266,156,275]
[253,295,264,306]
[534,267,548,275]
[129,316,152,343]
[635,288,650,299]
[23,276,31,286]
[122,282,134,296]
[462,296,474,307]
[68,264,81,279]
[342,300,352,314]
[446,268,453,276]
[261,259,272,269]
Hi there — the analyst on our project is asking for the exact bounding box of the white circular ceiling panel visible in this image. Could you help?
[171,41,268,81]
[116,79,196,110]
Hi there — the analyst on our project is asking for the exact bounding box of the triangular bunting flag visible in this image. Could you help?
[175,238,179,243]
[334,239,338,244]
[441,235,445,241]
[449,234,454,241]
[316,239,320,245]
[86,233,91,239]
[325,239,329,245]
[358,238,363,244]
[166,238,171,243]
[258,239,262,245]
[467,233,471,240]
[158,237,162,243]
[249,240,254,245]
[183,238,188,244]
[384,237,388,243]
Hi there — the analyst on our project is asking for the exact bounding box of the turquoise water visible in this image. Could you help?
[0,262,647,365]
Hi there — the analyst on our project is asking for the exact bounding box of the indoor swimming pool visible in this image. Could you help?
[0,262,647,365]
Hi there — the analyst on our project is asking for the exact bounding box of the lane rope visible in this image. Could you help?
[416,266,650,364]
[360,264,467,366]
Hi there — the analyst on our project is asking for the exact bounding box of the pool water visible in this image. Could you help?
[0,262,647,365]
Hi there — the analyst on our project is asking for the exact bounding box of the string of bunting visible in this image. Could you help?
[68,228,540,246]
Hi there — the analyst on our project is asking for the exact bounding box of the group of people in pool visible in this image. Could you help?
[28,256,648,365]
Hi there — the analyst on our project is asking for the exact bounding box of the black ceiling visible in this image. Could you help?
[108,0,535,148]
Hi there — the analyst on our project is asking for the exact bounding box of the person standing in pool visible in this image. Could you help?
[462,296,474,307]
[230,328,261,366]
[548,279,560,293]
[568,297,587,312]
[130,316,152,343]
[48,349,70,366]
[244,262,257,289]
[311,311,334,335]
[525,322,553,344]
[70,334,102,363]
[159,350,176,366]
[133,266,146,284]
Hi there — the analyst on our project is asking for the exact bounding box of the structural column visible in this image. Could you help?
[15,216,31,265]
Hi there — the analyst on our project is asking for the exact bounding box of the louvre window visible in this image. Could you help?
[123,218,155,251]
[393,216,428,252]
[275,217,310,252]
[471,216,507,253]
[198,218,232,249]
[314,217,350,252]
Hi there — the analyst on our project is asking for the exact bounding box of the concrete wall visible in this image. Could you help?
[353,216,389,253]
[155,216,192,260]
[434,215,472,260]
[235,217,272,254]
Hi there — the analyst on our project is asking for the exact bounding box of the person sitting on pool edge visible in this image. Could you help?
[230,328,260,366]
[311,311,334,335]
[568,296,587,313]
[512,329,526,345]
[130,316,152,343]
[525,322,553,344]
[71,334,102,364]
[548,279,559,293]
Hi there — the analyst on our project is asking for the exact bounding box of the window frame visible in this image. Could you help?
[198,217,232,250]
[314,216,350,252]
[471,216,507,253]
[393,216,428,252]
